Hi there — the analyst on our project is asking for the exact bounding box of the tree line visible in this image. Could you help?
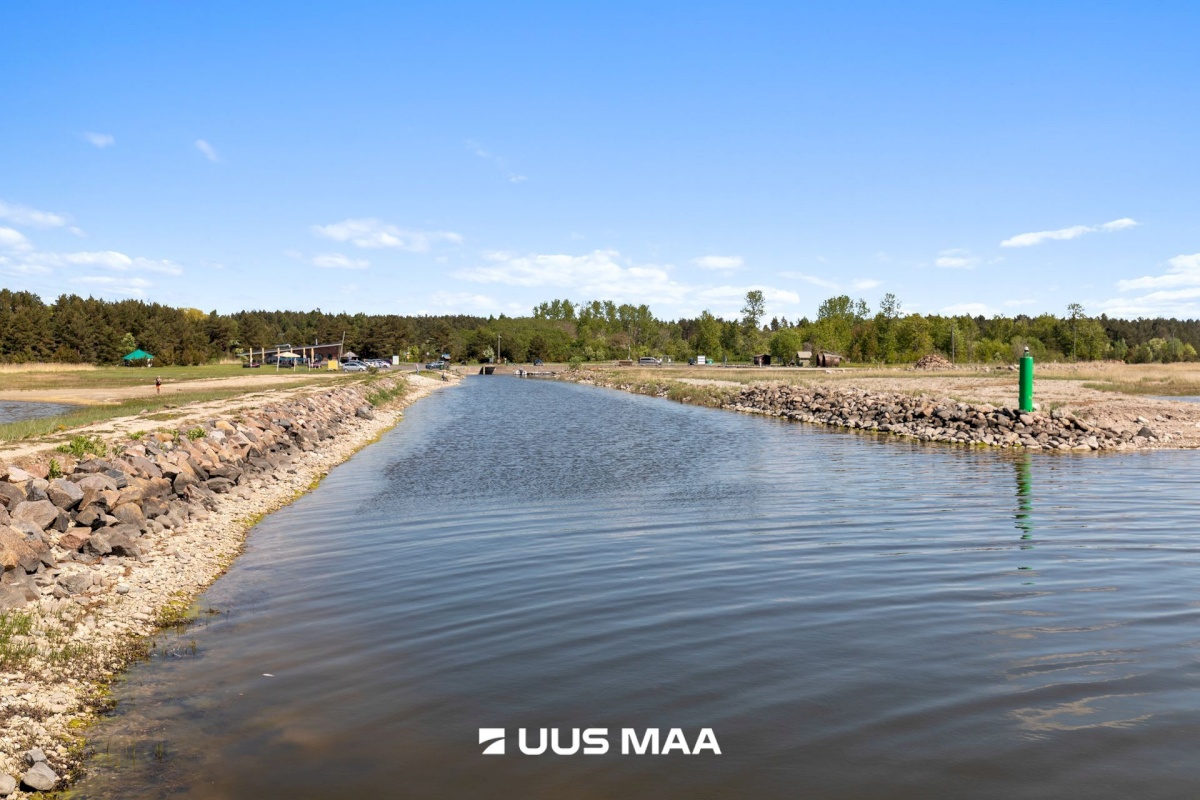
[0,288,1197,366]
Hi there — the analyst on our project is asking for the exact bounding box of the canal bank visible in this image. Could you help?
[59,377,1200,800]
[562,369,1196,450]
[0,373,456,793]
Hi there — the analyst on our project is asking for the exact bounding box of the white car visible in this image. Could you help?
[341,360,369,372]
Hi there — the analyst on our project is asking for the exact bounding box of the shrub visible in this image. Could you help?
[56,434,107,459]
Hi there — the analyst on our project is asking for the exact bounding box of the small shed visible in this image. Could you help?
[122,349,153,366]
[753,354,772,366]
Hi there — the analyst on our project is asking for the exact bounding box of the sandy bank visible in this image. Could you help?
[0,373,455,795]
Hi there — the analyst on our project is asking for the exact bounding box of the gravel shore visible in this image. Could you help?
[0,372,453,795]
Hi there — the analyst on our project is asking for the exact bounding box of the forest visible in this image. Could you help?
[0,288,1197,366]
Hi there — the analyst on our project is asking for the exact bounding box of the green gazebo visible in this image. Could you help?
[122,349,154,366]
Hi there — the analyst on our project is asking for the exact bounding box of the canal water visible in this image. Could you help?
[74,378,1200,799]
[0,400,77,425]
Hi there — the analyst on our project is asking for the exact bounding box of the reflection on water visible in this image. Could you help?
[0,400,77,424]
[72,379,1200,800]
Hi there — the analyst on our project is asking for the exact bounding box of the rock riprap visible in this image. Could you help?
[0,374,449,793]
[728,384,1138,450]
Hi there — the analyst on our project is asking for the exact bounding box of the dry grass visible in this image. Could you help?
[0,362,97,373]
[0,363,318,391]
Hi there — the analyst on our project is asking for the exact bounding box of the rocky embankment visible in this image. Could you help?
[0,374,447,796]
[728,384,1151,450]
[570,372,1171,450]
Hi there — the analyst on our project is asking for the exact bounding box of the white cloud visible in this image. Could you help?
[31,250,183,275]
[312,252,369,270]
[456,249,808,319]
[312,218,463,251]
[466,140,527,184]
[0,201,69,229]
[1116,252,1200,291]
[778,271,839,290]
[83,132,115,148]
[778,271,880,293]
[1004,298,1037,308]
[694,285,801,319]
[1101,217,1139,232]
[0,227,32,252]
[1100,252,1200,316]
[195,139,220,162]
[73,275,152,296]
[692,255,744,271]
[429,291,501,312]
[934,248,980,269]
[457,249,690,306]
[941,302,998,316]
[0,259,50,276]
[1001,217,1139,248]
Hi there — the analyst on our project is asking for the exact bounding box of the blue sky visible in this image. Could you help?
[3,2,1199,321]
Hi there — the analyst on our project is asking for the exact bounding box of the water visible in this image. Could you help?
[74,378,1200,799]
[0,400,77,424]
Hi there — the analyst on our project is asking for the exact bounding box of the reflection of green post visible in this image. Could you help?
[1015,454,1033,541]
[1019,346,1034,412]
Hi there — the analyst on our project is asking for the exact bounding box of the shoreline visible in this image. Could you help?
[562,369,1196,451]
[0,373,456,794]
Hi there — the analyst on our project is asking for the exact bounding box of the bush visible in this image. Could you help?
[186,427,206,441]
[56,434,107,459]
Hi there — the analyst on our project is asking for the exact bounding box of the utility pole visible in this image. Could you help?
[496,333,501,364]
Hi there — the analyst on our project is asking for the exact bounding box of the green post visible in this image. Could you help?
[1019,346,1034,412]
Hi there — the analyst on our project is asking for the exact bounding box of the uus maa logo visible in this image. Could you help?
[478,727,720,756]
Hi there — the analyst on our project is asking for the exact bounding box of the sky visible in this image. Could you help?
[2,1,1200,322]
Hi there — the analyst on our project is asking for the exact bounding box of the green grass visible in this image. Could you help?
[0,610,37,670]
[56,433,108,458]
[365,376,409,407]
[0,384,328,442]
[1083,378,1200,396]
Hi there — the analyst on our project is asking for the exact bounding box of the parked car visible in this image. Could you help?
[341,360,369,372]
[424,360,446,369]
[242,361,261,368]
[532,358,544,366]
[638,356,662,366]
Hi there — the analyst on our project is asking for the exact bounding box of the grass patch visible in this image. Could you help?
[56,433,108,458]
[1083,378,1200,396]
[365,376,409,407]
[0,383,335,442]
[0,610,37,670]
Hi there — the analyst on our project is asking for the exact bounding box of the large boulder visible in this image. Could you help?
[206,477,235,494]
[110,503,146,528]
[141,497,169,519]
[20,762,58,792]
[73,458,114,474]
[86,527,141,558]
[0,482,25,510]
[74,473,118,493]
[0,583,37,610]
[57,528,91,552]
[11,500,59,530]
[75,506,106,530]
[46,478,84,511]
[0,527,41,573]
